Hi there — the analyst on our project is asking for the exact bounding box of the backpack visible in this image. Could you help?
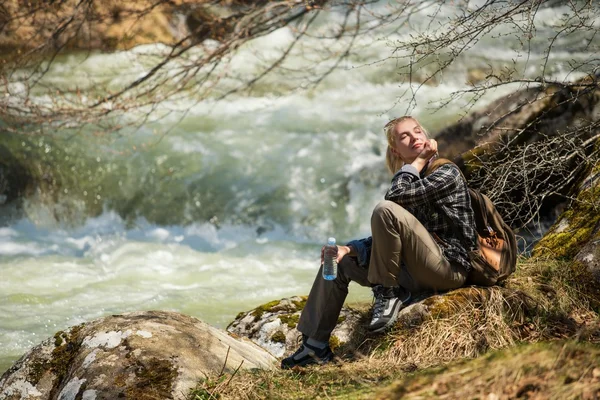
[425,158,518,286]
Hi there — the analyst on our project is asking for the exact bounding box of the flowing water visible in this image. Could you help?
[1,1,597,374]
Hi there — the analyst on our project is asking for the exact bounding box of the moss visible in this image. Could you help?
[250,297,308,322]
[27,360,49,385]
[424,287,490,319]
[278,313,299,329]
[234,311,246,321]
[125,357,177,400]
[270,331,286,344]
[328,335,343,351]
[53,332,63,347]
[50,325,84,379]
[534,179,600,259]
[291,296,308,310]
[337,315,346,324]
[24,324,89,388]
[47,324,85,398]
[114,373,128,388]
[251,300,283,321]
[460,147,486,177]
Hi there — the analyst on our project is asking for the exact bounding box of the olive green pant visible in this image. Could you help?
[297,200,467,342]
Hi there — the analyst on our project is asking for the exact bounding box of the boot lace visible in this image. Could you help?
[371,285,387,319]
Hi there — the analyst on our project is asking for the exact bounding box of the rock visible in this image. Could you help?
[572,170,600,287]
[435,74,600,160]
[226,290,496,357]
[227,296,363,357]
[534,166,600,260]
[0,0,251,54]
[433,74,600,226]
[0,145,32,205]
[533,165,600,303]
[0,310,276,400]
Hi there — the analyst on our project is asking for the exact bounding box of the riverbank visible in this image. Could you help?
[194,256,600,399]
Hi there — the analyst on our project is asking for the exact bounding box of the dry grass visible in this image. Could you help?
[379,257,599,368]
[376,341,600,400]
[191,358,403,400]
[382,287,523,368]
[190,257,600,400]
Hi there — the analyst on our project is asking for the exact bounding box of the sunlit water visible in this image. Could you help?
[1,1,597,374]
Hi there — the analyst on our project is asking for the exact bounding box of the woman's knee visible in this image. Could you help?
[336,255,367,285]
[371,200,408,225]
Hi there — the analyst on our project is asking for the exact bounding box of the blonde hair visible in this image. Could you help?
[384,116,430,175]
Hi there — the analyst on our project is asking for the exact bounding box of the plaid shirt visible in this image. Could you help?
[347,162,478,273]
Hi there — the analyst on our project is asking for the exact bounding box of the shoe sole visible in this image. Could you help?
[368,300,408,334]
[281,352,334,369]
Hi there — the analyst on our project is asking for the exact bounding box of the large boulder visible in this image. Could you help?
[0,310,276,400]
[227,296,332,355]
[434,74,600,227]
[227,296,365,357]
[435,75,600,160]
[534,164,600,305]
[0,0,252,54]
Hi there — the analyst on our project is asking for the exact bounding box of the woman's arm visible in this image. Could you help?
[384,164,462,207]
[345,237,372,268]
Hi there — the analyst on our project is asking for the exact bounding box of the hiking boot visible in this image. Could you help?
[281,337,334,369]
[368,285,411,333]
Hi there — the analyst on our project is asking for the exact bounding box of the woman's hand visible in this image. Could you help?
[411,139,437,171]
[417,139,437,161]
[336,245,351,263]
[321,245,352,264]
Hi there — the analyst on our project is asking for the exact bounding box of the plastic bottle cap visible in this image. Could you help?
[327,237,336,245]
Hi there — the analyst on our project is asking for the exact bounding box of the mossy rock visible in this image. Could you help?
[435,74,600,225]
[534,165,600,307]
[227,296,362,359]
[534,169,600,260]
[0,311,276,400]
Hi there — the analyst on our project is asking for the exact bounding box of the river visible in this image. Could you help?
[1,1,596,374]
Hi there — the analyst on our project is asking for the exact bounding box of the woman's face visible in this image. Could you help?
[391,118,428,163]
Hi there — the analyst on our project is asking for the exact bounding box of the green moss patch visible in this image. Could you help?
[251,300,282,321]
[423,286,491,319]
[27,359,50,385]
[47,324,85,397]
[328,335,342,351]
[534,176,600,260]
[270,331,286,344]
[251,297,308,322]
[126,357,177,400]
[278,314,299,329]
[50,325,84,379]
[291,297,308,310]
[234,311,245,321]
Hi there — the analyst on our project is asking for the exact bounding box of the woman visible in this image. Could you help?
[281,116,478,369]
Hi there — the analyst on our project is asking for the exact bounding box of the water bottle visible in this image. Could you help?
[322,237,338,280]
